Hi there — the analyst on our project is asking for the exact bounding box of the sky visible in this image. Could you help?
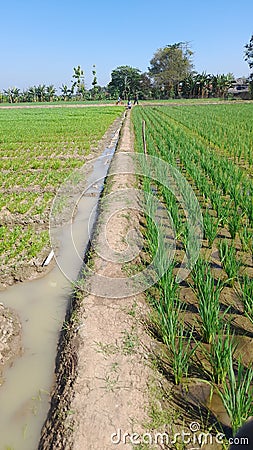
[1,0,252,92]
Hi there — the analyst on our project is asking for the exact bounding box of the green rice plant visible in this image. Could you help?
[219,203,231,227]
[169,200,183,236]
[238,275,253,324]
[158,263,179,306]
[170,322,196,385]
[192,260,224,344]
[185,225,202,270]
[0,106,124,267]
[218,240,242,286]
[203,323,236,385]
[181,221,188,251]
[155,235,175,280]
[239,225,252,252]
[230,184,241,208]
[228,210,241,240]
[211,191,225,219]
[217,358,253,435]
[191,257,209,292]
[203,211,220,248]
[246,199,253,227]
[152,293,183,348]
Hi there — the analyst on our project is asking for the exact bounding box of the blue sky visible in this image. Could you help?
[1,0,252,91]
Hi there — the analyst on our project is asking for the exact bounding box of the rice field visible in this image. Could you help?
[1,101,252,444]
[132,103,253,442]
[0,106,123,286]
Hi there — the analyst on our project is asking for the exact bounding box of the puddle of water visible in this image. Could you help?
[0,145,117,450]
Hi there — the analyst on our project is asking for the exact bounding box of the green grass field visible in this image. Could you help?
[0,106,123,284]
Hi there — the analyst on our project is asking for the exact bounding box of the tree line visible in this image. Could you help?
[1,38,253,103]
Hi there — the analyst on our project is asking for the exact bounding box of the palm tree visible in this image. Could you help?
[4,87,20,103]
[36,84,46,102]
[27,86,37,102]
[216,74,234,98]
[222,73,234,98]
[60,84,70,101]
[180,74,196,98]
[46,85,56,102]
[193,72,210,98]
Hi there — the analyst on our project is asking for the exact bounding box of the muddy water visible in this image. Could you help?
[0,143,118,450]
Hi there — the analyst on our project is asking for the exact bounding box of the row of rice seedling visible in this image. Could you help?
[132,104,253,441]
[142,176,196,386]
[156,103,253,167]
[139,106,253,255]
[135,104,252,279]
[150,107,253,225]
[144,105,252,301]
[159,107,252,223]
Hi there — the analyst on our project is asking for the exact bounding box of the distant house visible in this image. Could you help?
[228,78,250,99]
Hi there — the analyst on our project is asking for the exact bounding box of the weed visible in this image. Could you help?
[102,374,119,392]
[125,300,138,317]
[121,328,139,355]
[94,341,118,356]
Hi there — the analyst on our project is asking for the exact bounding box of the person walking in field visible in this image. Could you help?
[134,93,139,105]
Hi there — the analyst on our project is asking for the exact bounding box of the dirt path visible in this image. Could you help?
[39,111,154,449]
